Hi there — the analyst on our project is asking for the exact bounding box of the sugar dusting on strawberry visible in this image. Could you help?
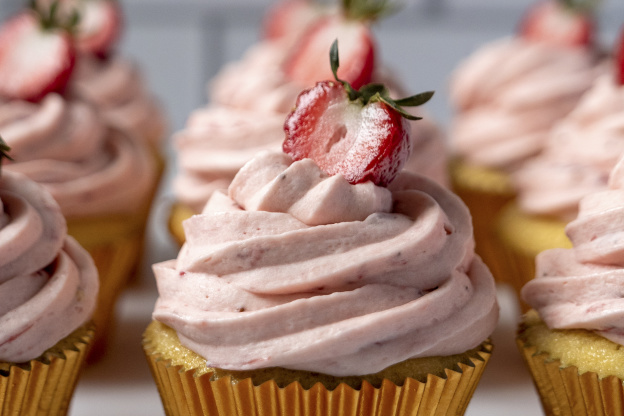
[518,0,597,48]
[281,0,392,89]
[283,40,433,187]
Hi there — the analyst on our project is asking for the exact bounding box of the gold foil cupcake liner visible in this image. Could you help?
[67,213,147,361]
[517,336,624,416]
[143,326,492,416]
[168,202,196,246]
[0,324,94,416]
[496,203,571,310]
[449,159,516,284]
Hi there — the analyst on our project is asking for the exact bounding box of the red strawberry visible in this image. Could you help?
[262,0,321,42]
[519,0,595,48]
[283,41,433,186]
[75,0,123,58]
[282,15,374,89]
[0,12,76,102]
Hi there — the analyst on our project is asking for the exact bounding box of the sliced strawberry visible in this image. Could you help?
[0,13,76,102]
[283,41,433,187]
[519,0,594,48]
[282,15,375,89]
[262,0,321,42]
[75,0,123,58]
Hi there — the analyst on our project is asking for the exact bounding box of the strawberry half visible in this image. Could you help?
[518,0,595,48]
[75,0,123,58]
[262,0,321,41]
[282,14,375,89]
[283,40,433,187]
[0,12,76,102]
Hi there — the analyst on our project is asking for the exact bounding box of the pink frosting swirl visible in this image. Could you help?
[0,94,156,218]
[175,41,448,211]
[0,171,98,362]
[154,152,498,376]
[70,55,167,147]
[523,155,624,345]
[450,37,601,170]
[513,72,624,220]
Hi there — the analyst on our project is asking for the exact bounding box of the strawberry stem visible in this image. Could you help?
[329,39,434,120]
[559,0,601,13]
[28,0,80,33]
[341,0,395,22]
[0,136,13,175]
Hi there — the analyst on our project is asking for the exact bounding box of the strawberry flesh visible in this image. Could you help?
[519,0,593,48]
[76,0,123,58]
[283,80,411,186]
[283,15,375,90]
[0,13,76,102]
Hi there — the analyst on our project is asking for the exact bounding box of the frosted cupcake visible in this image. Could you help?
[448,0,602,283]
[517,153,624,416]
[0,5,158,358]
[170,0,447,244]
[68,0,168,164]
[0,139,99,415]
[145,46,497,416]
[497,52,624,301]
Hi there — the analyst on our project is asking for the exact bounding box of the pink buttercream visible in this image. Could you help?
[175,40,448,212]
[450,37,602,170]
[154,151,498,376]
[513,72,624,220]
[0,171,98,362]
[0,93,156,218]
[522,155,624,345]
[70,55,167,148]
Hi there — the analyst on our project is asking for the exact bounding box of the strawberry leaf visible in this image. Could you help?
[0,136,13,175]
[394,91,435,107]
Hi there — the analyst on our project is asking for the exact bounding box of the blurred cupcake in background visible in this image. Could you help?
[169,0,448,245]
[68,0,168,171]
[0,138,99,415]
[517,153,624,416]
[0,2,158,359]
[497,28,624,303]
[448,0,603,284]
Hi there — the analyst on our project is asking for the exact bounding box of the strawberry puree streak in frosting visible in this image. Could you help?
[450,37,601,170]
[174,40,448,213]
[0,171,98,363]
[522,156,624,345]
[513,72,624,220]
[0,93,155,218]
[154,152,498,376]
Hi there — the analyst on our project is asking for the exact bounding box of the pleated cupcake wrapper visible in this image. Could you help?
[517,336,624,416]
[168,202,196,246]
[449,160,516,284]
[495,203,571,311]
[67,212,147,361]
[0,325,94,416]
[143,340,492,416]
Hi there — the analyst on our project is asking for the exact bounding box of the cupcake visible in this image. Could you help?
[0,139,99,415]
[0,5,158,358]
[448,0,602,283]
[497,41,624,301]
[68,0,168,168]
[170,0,447,244]
[145,46,498,416]
[517,152,624,415]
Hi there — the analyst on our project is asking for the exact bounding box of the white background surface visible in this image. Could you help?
[0,0,623,414]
